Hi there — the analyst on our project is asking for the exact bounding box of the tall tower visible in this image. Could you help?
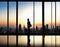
[45,24,48,29]
[19,24,22,33]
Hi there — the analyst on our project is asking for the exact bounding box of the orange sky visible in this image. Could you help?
[0,2,60,28]
[0,22,60,28]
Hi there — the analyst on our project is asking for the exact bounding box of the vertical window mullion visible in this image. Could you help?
[51,2,52,47]
[33,2,35,47]
[55,1,56,47]
[42,1,45,47]
[16,1,18,47]
[7,1,9,47]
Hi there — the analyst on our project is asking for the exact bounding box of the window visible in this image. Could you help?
[0,1,60,47]
[0,2,7,34]
[9,2,16,34]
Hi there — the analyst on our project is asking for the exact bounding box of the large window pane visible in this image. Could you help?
[30,36,34,46]
[30,36,42,47]
[0,36,7,45]
[52,2,55,34]
[35,36,42,47]
[18,2,33,34]
[56,2,60,34]
[9,2,16,34]
[9,36,16,46]
[44,2,56,47]
[44,2,55,34]
[35,2,42,34]
[56,36,60,47]
[18,35,27,47]
[30,2,42,47]
[44,2,51,34]
[45,36,55,47]
[0,2,7,34]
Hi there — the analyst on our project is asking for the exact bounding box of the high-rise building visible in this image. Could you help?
[19,24,22,33]
[45,24,48,29]
[36,26,38,31]
[23,26,27,33]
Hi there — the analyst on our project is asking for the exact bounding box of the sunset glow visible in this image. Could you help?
[0,2,60,28]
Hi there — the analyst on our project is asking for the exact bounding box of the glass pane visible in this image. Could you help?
[35,2,42,34]
[52,2,55,34]
[44,2,56,47]
[35,36,42,47]
[45,36,51,47]
[18,35,27,47]
[44,2,51,34]
[56,36,60,47]
[45,36,55,47]
[18,2,33,34]
[0,36,7,46]
[56,2,60,34]
[18,35,42,47]
[30,36,42,47]
[30,36,34,46]
[0,2,7,34]
[56,2,60,47]
[9,2,16,34]
[44,2,55,34]
[9,36,16,46]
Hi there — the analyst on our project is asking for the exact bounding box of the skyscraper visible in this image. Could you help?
[19,24,22,33]
[45,24,48,29]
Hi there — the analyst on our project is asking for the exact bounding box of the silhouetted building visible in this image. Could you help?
[52,25,54,29]
[36,26,38,31]
[23,26,27,33]
[19,24,22,33]
[56,26,58,31]
[0,27,2,32]
[45,24,48,29]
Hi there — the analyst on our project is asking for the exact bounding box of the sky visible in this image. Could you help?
[0,2,7,26]
[0,2,60,28]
